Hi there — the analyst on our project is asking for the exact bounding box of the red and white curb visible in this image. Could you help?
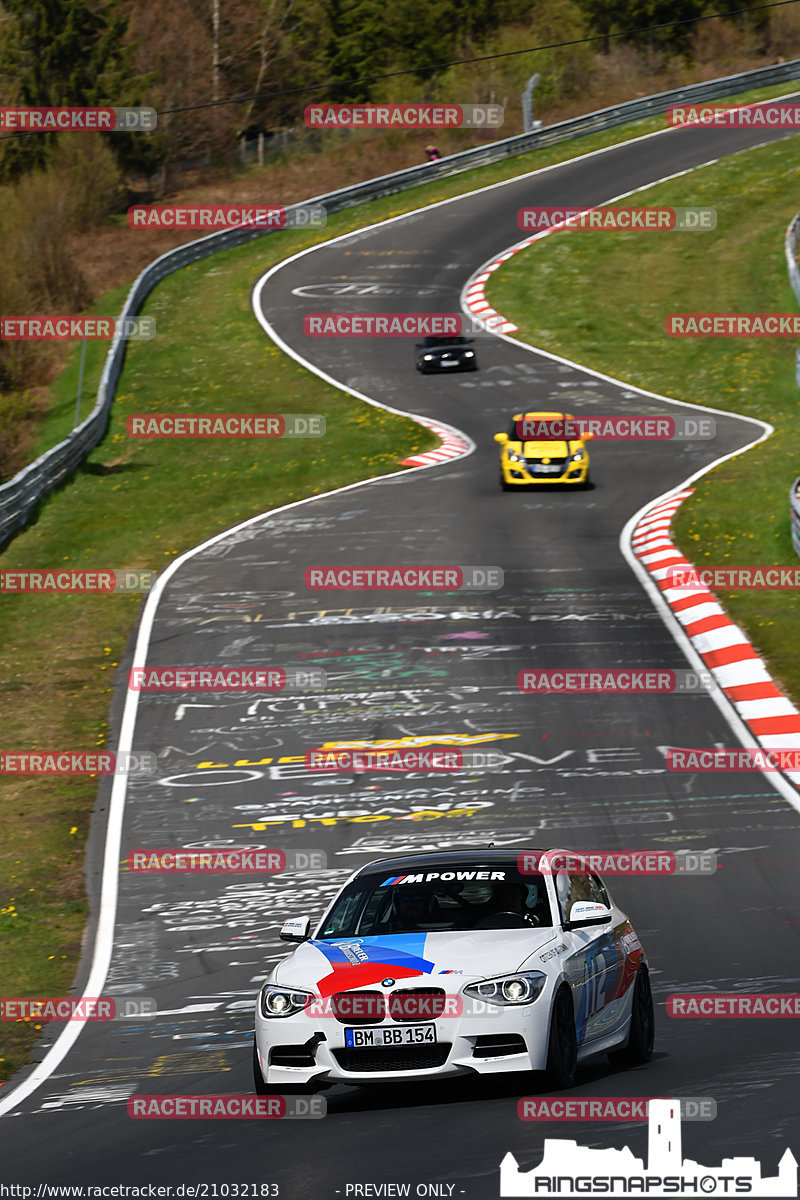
[401,417,472,466]
[631,489,800,786]
[463,222,586,336]
[463,247,526,334]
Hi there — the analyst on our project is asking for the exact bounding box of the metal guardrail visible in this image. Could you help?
[3,57,800,547]
[784,211,800,305]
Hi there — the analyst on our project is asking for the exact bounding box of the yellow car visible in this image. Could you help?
[494,410,593,490]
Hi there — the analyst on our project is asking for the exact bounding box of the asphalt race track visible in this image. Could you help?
[2,113,800,1196]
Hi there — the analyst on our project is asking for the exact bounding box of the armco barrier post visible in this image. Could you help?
[791,478,800,560]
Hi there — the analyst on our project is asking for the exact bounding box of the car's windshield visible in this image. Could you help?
[421,336,468,348]
[508,416,565,442]
[315,865,553,938]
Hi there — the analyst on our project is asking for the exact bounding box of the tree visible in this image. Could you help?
[0,0,155,180]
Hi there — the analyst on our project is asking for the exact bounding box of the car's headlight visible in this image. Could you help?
[423,354,434,361]
[464,351,474,357]
[507,451,526,464]
[463,972,547,1006]
[569,449,585,461]
[259,984,313,1018]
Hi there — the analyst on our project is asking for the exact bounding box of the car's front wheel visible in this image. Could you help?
[499,472,513,492]
[545,986,578,1089]
[608,966,654,1067]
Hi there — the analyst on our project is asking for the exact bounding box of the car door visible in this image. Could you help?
[554,869,626,1047]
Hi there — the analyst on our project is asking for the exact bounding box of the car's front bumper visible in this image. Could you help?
[501,458,589,485]
[416,359,477,373]
[254,999,551,1086]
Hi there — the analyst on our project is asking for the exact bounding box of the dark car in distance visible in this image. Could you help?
[415,335,478,374]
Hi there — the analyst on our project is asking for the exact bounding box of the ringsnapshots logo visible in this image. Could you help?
[127,848,326,872]
[126,414,324,438]
[518,669,714,694]
[304,103,503,129]
[304,566,503,590]
[0,316,155,341]
[518,206,716,232]
[0,568,155,593]
[515,415,714,441]
[518,850,717,877]
[0,750,157,776]
[500,1096,797,1197]
[127,204,326,229]
[518,1097,717,1122]
[128,1095,325,1119]
[667,313,800,336]
[128,666,326,691]
[0,106,156,131]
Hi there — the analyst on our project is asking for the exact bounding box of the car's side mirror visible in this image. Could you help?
[582,431,594,441]
[415,343,424,349]
[494,433,508,445]
[280,915,311,943]
[564,901,612,930]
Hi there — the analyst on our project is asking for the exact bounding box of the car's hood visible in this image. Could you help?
[426,345,468,356]
[508,440,571,456]
[274,930,559,994]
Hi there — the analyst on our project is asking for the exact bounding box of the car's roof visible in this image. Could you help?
[354,847,549,876]
[511,410,574,421]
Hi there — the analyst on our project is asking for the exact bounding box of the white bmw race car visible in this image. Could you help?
[253,848,654,1092]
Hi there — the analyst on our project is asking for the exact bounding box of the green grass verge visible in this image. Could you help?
[487,134,800,703]
[2,74,800,1085]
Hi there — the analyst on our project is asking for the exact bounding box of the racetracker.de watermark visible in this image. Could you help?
[518,1097,717,1121]
[667,313,800,336]
[666,747,800,772]
[518,669,714,694]
[517,206,716,231]
[305,747,504,772]
[303,313,495,336]
[0,751,157,776]
[128,1095,325,1119]
[304,993,505,1019]
[515,416,714,440]
[127,667,326,691]
[126,414,324,438]
[0,106,156,131]
[304,103,503,129]
[127,204,326,229]
[0,569,155,593]
[518,850,717,876]
[0,996,157,1020]
[667,102,800,127]
[668,993,800,1016]
[127,848,326,872]
[304,566,502,590]
[1,316,155,340]
[665,565,800,590]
